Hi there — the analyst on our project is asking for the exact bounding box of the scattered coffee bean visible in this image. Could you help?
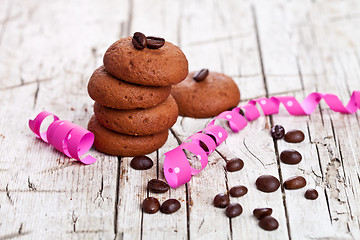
[225,203,243,218]
[271,125,285,140]
[213,193,230,208]
[229,185,248,197]
[280,149,302,165]
[130,156,153,170]
[192,69,209,82]
[284,130,305,143]
[148,179,170,193]
[253,208,273,219]
[305,188,318,200]
[259,216,279,231]
[142,197,160,214]
[132,32,147,50]
[226,158,244,172]
[146,36,165,49]
[256,175,280,193]
[160,199,181,214]
[284,176,306,190]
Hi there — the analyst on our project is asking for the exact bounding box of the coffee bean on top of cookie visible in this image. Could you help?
[103,33,188,87]
[171,69,240,118]
[87,32,188,157]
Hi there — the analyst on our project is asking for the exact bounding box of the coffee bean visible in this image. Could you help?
[256,175,280,193]
[192,69,209,82]
[271,125,285,140]
[284,130,305,143]
[225,203,243,218]
[229,185,248,197]
[280,149,302,164]
[146,36,165,49]
[160,199,181,214]
[130,156,153,170]
[226,158,244,172]
[305,188,318,200]
[132,32,147,50]
[253,208,273,219]
[259,216,279,231]
[213,193,230,208]
[148,179,170,193]
[142,197,160,214]
[284,176,306,190]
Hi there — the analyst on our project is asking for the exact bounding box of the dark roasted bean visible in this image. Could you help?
[148,179,170,193]
[226,158,244,172]
[280,149,302,164]
[259,216,279,231]
[253,208,273,219]
[142,197,160,214]
[256,175,280,193]
[229,185,248,197]
[146,36,165,49]
[284,130,305,143]
[132,32,147,50]
[225,203,243,218]
[130,155,153,170]
[284,176,306,190]
[271,125,285,140]
[192,69,209,82]
[160,199,181,214]
[213,193,230,208]
[305,188,318,200]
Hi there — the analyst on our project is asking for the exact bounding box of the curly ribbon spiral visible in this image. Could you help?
[164,91,360,188]
[29,111,97,165]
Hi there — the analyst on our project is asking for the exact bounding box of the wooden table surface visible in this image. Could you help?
[1,0,360,239]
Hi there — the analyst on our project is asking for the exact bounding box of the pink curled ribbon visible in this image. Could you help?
[29,111,97,165]
[164,91,360,188]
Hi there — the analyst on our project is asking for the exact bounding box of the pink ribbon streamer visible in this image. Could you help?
[164,91,360,188]
[29,111,97,164]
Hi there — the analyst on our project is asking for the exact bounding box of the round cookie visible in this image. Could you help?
[88,115,168,157]
[171,71,240,118]
[103,36,188,86]
[94,95,178,136]
[88,66,171,109]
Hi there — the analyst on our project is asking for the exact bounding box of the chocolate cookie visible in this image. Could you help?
[88,66,171,109]
[103,37,188,86]
[171,71,240,118]
[88,115,168,156]
[94,95,178,136]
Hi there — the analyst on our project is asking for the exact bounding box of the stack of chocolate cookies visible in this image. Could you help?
[87,33,188,157]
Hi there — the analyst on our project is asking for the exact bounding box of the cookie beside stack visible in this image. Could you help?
[87,33,188,157]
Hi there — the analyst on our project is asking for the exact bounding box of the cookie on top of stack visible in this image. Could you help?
[87,32,188,157]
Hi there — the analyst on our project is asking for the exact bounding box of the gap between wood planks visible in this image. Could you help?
[169,128,191,240]
[251,4,292,239]
[113,0,133,238]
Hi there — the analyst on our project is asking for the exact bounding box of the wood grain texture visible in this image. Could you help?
[1,0,360,239]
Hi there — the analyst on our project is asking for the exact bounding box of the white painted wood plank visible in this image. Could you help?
[1,0,360,239]
[172,1,290,239]
[254,0,360,239]
[142,134,188,240]
[116,1,189,239]
[0,0,130,239]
